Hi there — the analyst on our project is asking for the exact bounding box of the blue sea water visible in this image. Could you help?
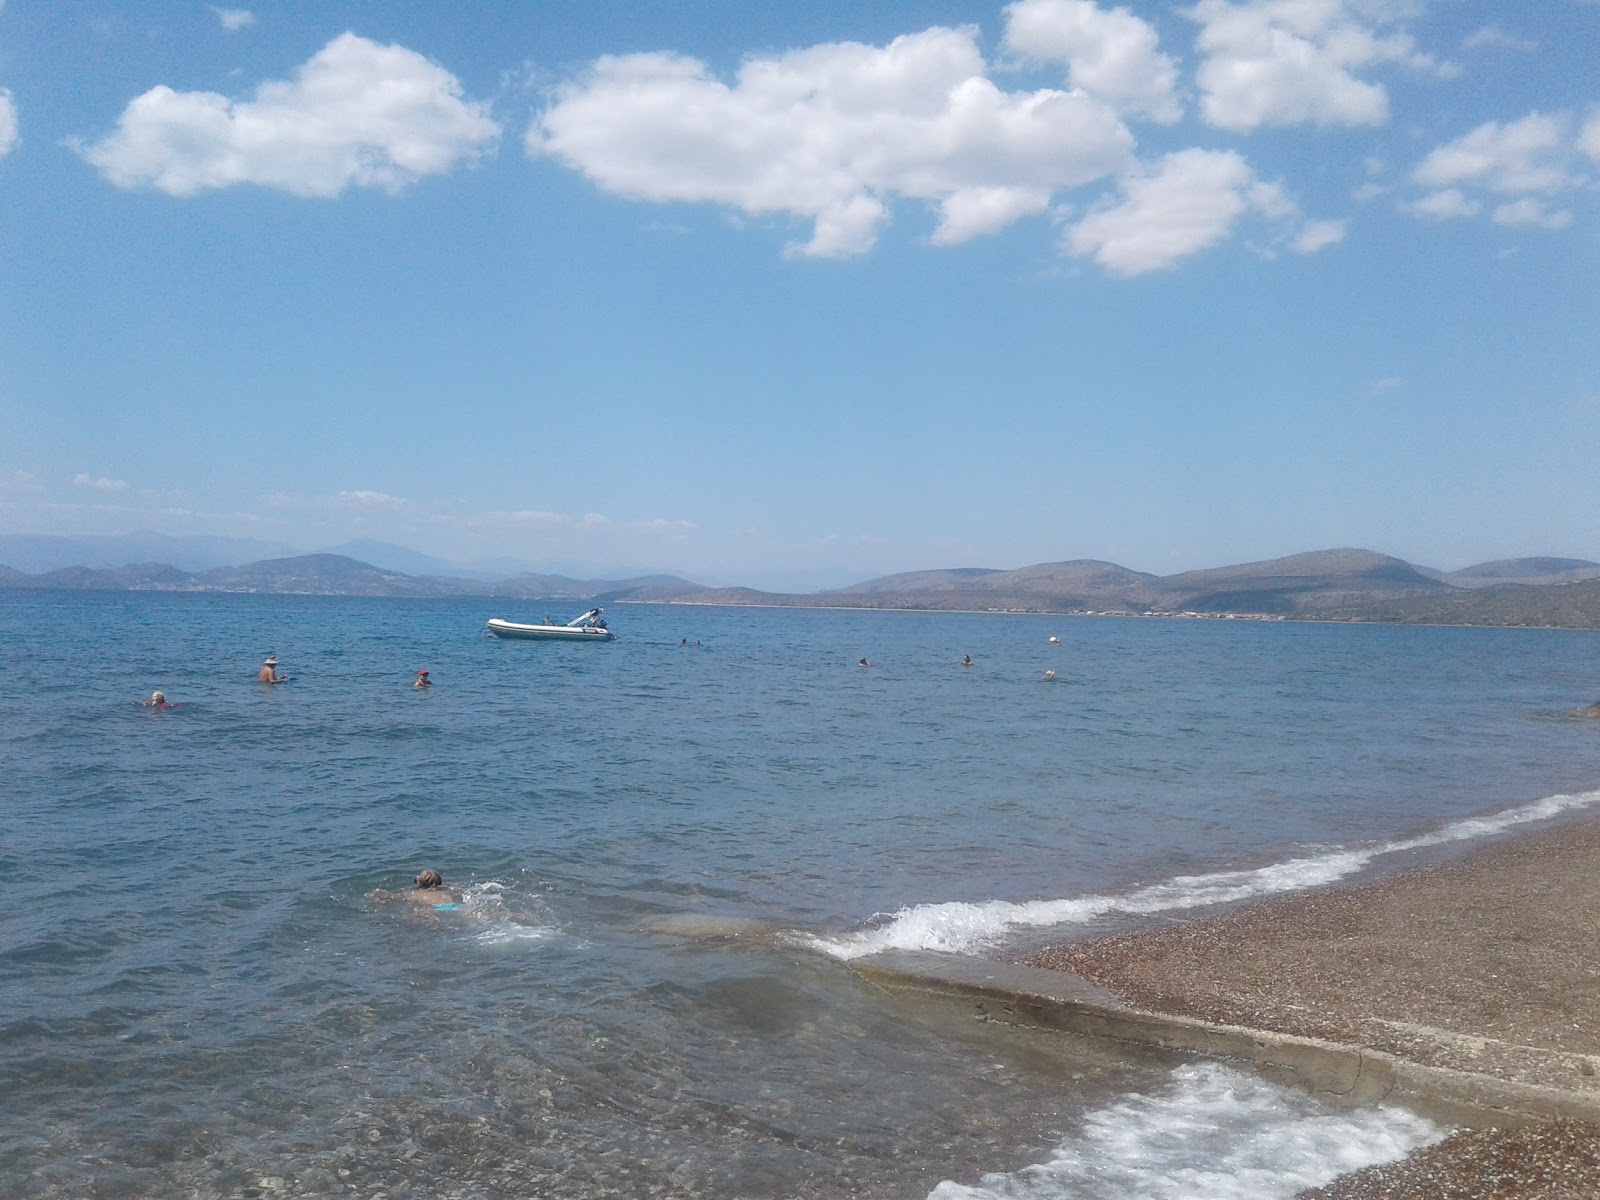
[5,590,1600,1198]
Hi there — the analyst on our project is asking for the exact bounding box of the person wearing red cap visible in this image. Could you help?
[414,669,432,689]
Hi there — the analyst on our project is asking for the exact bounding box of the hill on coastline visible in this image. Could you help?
[3,547,1599,628]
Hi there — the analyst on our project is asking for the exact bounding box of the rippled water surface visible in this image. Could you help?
[6,591,1600,1197]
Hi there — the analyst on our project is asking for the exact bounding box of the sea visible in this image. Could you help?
[6,589,1600,1199]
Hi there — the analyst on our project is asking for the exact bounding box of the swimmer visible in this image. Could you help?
[1048,636,1061,644]
[679,638,687,647]
[259,655,286,684]
[961,655,973,667]
[372,867,463,909]
[414,669,432,689]
[141,690,173,707]
[858,657,870,668]
[1043,669,1056,679]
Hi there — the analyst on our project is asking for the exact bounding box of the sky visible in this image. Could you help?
[0,0,1597,589]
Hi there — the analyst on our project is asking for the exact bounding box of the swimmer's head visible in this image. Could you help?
[151,691,165,704]
[415,868,444,889]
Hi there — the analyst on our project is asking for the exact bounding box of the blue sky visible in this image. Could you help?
[1,1,1596,588]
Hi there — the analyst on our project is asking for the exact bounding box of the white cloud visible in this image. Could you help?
[1405,188,1479,220]
[1461,26,1537,54]
[1404,109,1599,229]
[528,27,1135,258]
[1001,0,1181,123]
[1578,111,1600,164]
[1188,0,1437,132]
[1291,217,1346,253]
[0,88,16,158]
[1492,197,1572,229]
[1413,112,1573,195]
[210,7,255,32]
[336,489,409,510]
[1065,148,1261,275]
[80,32,500,196]
[73,473,131,491]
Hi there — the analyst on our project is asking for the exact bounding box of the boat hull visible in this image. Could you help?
[486,618,615,641]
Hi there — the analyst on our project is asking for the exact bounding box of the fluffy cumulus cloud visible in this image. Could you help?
[1001,0,1182,123]
[1408,110,1594,229]
[0,87,16,158]
[1062,149,1338,274]
[528,26,1136,257]
[79,33,499,196]
[1188,0,1438,132]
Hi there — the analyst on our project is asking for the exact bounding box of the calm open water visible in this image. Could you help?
[6,590,1600,1198]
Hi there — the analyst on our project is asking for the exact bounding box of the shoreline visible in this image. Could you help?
[1020,816,1600,1197]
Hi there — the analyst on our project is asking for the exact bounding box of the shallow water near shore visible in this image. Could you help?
[6,590,1600,1197]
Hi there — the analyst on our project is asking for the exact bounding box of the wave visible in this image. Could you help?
[810,788,1600,959]
[925,1061,1441,1200]
[458,881,559,947]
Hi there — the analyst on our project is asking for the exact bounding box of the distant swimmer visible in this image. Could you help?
[414,669,432,689]
[679,638,687,647]
[1043,669,1056,679]
[258,655,286,684]
[1048,636,1061,644]
[858,657,870,668]
[961,655,973,667]
[141,690,173,707]
[1576,701,1600,717]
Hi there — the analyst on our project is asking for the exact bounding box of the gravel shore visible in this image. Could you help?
[1023,818,1600,1198]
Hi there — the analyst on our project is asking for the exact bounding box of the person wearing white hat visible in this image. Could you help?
[258,655,285,685]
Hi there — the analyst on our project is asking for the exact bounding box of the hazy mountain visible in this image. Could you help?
[0,532,296,573]
[315,540,499,580]
[1445,558,1600,588]
[1306,576,1600,629]
[661,549,1466,616]
[1150,549,1449,615]
[832,567,1004,595]
[5,544,1600,628]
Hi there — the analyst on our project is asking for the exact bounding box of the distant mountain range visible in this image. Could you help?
[0,552,705,603]
[5,544,1600,628]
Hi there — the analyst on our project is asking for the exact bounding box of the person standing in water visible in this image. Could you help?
[259,655,285,684]
[414,669,432,689]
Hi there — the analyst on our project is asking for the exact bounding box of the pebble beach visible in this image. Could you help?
[1024,818,1600,1198]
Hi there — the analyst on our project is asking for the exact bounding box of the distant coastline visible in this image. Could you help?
[5,545,1600,630]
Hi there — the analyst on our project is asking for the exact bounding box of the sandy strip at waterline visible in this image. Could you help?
[1024,817,1600,1198]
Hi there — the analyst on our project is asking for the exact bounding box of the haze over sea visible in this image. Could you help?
[6,591,1600,1198]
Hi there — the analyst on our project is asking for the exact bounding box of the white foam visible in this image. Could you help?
[811,788,1600,959]
[926,1062,1442,1200]
[458,881,558,947]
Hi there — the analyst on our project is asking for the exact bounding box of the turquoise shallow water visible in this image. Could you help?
[5,590,1600,1197]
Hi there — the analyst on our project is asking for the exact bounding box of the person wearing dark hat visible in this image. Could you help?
[414,669,432,689]
[258,655,285,684]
